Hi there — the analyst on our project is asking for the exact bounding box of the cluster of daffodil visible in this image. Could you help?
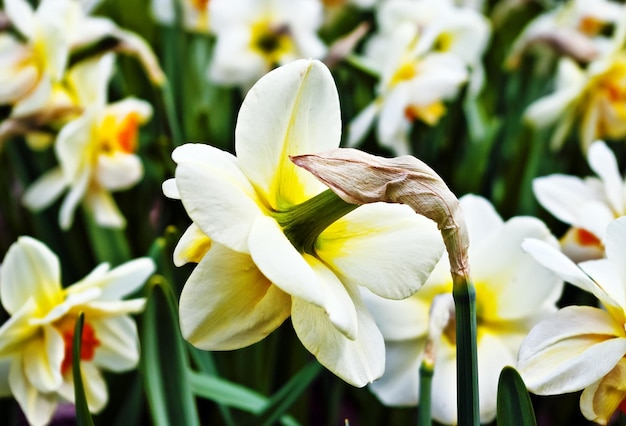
[3,0,626,425]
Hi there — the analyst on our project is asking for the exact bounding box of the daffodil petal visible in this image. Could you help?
[5,0,35,40]
[58,362,108,413]
[179,243,291,350]
[0,299,38,356]
[317,203,443,300]
[67,53,113,106]
[361,288,428,341]
[524,87,579,129]
[22,167,67,211]
[580,358,626,425]
[429,343,458,424]
[9,356,58,426]
[173,223,212,266]
[367,339,424,406]
[80,299,146,316]
[91,316,139,372]
[172,143,263,253]
[532,174,602,225]
[347,101,379,147]
[69,257,154,301]
[522,238,616,309]
[459,194,503,245]
[235,59,340,208]
[517,306,626,394]
[292,281,385,388]
[162,177,180,199]
[579,259,626,314]
[605,217,626,294]
[59,166,90,230]
[588,141,624,214]
[23,325,64,393]
[0,236,62,314]
[84,189,126,228]
[96,152,143,191]
[248,215,324,307]
[473,217,562,320]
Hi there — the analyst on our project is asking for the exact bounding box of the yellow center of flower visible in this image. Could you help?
[190,0,209,11]
[390,62,418,87]
[98,111,141,155]
[578,16,605,36]
[582,56,626,138]
[55,316,101,375]
[433,32,454,52]
[250,19,294,66]
[404,102,446,126]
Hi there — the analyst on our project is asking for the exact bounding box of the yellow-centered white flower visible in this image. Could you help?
[533,140,626,261]
[0,236,154,426]
[164,59,444,387]
[362,195,562,424]
[347,0,489,154]
[207,0,327,90]
[519,216,626,425]
[22,54,153,230]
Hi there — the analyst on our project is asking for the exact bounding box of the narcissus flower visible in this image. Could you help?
[518,216,626,425]
[525,51,626,151]
[533,140,626,261]
[360,195,562,424]
[0,236,154,426]
[347,0,489,154]
[23,54,153,229]
[164,59,444,387]
[207,0,327,90]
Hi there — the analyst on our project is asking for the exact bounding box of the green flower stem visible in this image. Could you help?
[274,189,358,254]
[452,272,479,426]
[418,360,434,426]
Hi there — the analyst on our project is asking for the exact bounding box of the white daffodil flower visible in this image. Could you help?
[525,51,626,151]
[518,216,626,425]
[0,236,154,426]
[23,54,153,230]
[361,194,562,424]
[533,140,626,261]
[507,0,624,67]
[164,59,445,387]
[151,0,211,33]
[348,0,489,154]
[0,0,80,115]
[207,0,327,91]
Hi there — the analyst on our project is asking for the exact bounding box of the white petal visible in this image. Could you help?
[0,298,39,356]
[459,194,503,245]
[5,0,35,39]
[59,166,90,230]
[235,59,340,208]
[587,141,624,214]
[68,53,113,107]
[173,223,212,266]
[347,102,379,147]
[84,189,126,228]
[69,257,155,301]
[248,215,325,307]
[579,259,626,315]
[162,178,180,199]
[429,341,458,424]
[605,217,626,292]
[316,203,443,300]
[368,339,424,406]
[524,87,579,129]
[22,167,67,211]
[179,243,291,350]
[58,362,108,413]
[0,236,62,314]
[522,238,617,309]
[532,174,601,226]
[292,281,385,387]
[518,306,626,394]
[91,316,139,372]
[9,356,58,426]
[23,325,64,393]
[172,143,264,253]
[95,152,143,191]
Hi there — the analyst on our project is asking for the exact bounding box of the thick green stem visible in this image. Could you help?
[452,273,479,426]
[418,361,434,426]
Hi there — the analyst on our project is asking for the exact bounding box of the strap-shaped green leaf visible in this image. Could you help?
[141,277,200,426]
[72,312,95,426]
[497,366,537,426]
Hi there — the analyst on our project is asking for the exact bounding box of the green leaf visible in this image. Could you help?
[72,312,95,426]
[141,276,200,426]
[189,371,299,426]
[497,366,537,426]
[257,360,323,426]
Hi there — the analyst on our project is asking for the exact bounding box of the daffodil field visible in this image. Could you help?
[2,0,626,425]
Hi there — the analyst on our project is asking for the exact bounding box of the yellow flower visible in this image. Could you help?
[0,236,154,426]
[165,59,444,386]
